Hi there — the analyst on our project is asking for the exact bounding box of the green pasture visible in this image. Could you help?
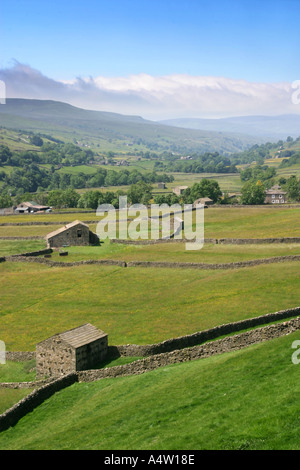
[1,236,300,265]
[1,332,300,449]
[277,165,300,178]
[0,206,299,239]
[170,172,242,192]
[12,239,298,264]
[0,360,36,383]
[201,206,300,238]
[0,239,46,256]
[0,260,299,351]
[0,389,33,415]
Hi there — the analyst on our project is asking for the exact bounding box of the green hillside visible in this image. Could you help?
[1,332,300,450]
[0,99,261,154]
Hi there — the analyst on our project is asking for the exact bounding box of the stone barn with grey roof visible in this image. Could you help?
[46,220,99,247]
[36,324,108,378]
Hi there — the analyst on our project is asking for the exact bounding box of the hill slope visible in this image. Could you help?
[0,99,262,154]
[160,114,300,140]
[0,331,299,450]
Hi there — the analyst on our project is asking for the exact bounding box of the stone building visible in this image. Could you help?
[264,185,287,204]
[15,201,51,213]
[193,197,213,207]
[36,323,108,378]
[172,186,188,196]
[46,220,99,247]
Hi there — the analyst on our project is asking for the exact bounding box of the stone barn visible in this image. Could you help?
[46,220,99,247]
[36,323,108,378]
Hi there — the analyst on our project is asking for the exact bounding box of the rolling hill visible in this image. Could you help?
[0,99,262,154]
[160,114,300,140]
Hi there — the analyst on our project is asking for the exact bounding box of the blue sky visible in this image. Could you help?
[1,0,299,81]
[0,0,300,119]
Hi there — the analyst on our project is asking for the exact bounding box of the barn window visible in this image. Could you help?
[77,229,82,238]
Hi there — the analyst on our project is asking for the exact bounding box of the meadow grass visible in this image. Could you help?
[171,172,242,192]
[0,389,33,415]
[0,240,47,256]
[1,332,300,449]
[1,261,299,350]
[38,240,300,264]
[1,206,299,238]
[0,360,36,383]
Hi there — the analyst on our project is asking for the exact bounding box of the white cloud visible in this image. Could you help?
[0,61,299,120]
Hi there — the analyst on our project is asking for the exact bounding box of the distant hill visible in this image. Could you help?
[0,98,263,154]
[159,115,300,140]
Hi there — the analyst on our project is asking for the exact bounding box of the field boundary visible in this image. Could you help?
[5,306,300,361]
[78,315,300,382]
[111,237,300,245]
[0,374,78,433]
[3,253,300,270]
[108,306,300,356]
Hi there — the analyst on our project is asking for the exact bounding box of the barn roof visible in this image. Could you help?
[37,323,107,349]
[46,220,89,239]
[59,323,107,348]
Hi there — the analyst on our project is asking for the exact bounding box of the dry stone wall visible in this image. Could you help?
[0,374,78,433]
[78,316,300,382]
[2,308,300,432]
[126,255,300,270]
[3,253,300,270]
[107,306,300,357]
[110,237,300,245]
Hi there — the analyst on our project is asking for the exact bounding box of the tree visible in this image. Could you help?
[183,179,222,204]
[29,135,44,147]
[127,181,152,205]
[0,191,12,208]
[285,176,300,201]
[62,188,80,208]
[241,181,266,205]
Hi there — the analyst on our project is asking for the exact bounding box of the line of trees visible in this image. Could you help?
[0,163,174,197]
[164,152,237,174]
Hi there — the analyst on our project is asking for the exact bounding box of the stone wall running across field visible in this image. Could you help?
[1,307,300,433]
[107,306,300,357]
[110,237,300,245]
[78,315,300,382]
[3,252,300,270]
[0,374,78,433]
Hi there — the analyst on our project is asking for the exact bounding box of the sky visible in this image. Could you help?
[0,0,300,120]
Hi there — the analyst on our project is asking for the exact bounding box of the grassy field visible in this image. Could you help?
[0,389,33,415]
[10,240,299,264]
[2,237,300,266]
[171,172,242,192]
[1,206,299,239]
[0,360,36,383]
[1,331,300,450]
[0,203,300,451]
[1,260,299,351]
[0,239,47,256]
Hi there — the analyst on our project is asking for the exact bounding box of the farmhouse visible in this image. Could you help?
[173,186,188,196]
[264,185,287,204]
[193,197,213,207]
[36,323,108,378]
[46,220,99,247]
[15,201,51,213]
